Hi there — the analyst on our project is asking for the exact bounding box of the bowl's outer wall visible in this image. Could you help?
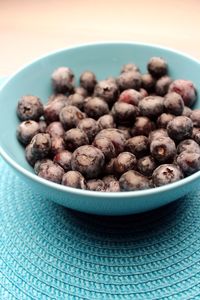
[0,43,200,215]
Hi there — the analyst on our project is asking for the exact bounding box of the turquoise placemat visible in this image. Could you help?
[0,77,200,299]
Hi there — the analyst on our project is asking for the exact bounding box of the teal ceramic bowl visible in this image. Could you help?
[0,42,200,215]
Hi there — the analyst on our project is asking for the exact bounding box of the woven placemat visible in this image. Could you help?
[0,156,200,300]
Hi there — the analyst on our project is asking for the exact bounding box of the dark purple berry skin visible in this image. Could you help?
[94,80,118,105]
[38,120,47,133]
[131,116,155,136]
[111,102,137,125]
[137,155,157,177]
[29,133,52,160]
[119,170,150,191]
[113,152,137,175]
[190,109,200,127]
[138,96,164,119]
[68,93,85,110]
[59,106,85,129]
[192,128,200,145]
[125,135,149,158]
[51,67,74,94]
[17,120,40,145]
[150,137,176,163]
[44,95,67,123]
[163,92,184,116]
[152,164,183,187]
[17,95,44,121]
[97,114,116,130]
[62,171,86,189]
[87,179,105,191]
[118,126,131,140]
[177,139,200,154]
[139,88,148,99]
[147,57,168,78]
[119,89,142,106]
[71,145,105,179]
[167,116,193,141]
[34,159,54,175]
[168,79,197,107]
[155,76,172,96]
[77,118,100,142]
[51,136,65,156]
[92,137,116,161]
[95,129,126,155]
[74,86,88,98]
[64,128,89,151]
[176,151,200,176]
[104,158,115,175]
[157,113,175,129]
[141,73,155,92]
[80,71,97,93]
[102,175,120,192]
[148,129,168,143]
[117,71,142,91]
[25,144,38,166]
[84,97,109,119]
[121,63,140,73]
[182,106,192,117]
[53,150,72,172]
[38,162,64,184]
[46,121,65,137]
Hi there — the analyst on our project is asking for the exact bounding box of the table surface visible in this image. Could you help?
[1,0,200,76]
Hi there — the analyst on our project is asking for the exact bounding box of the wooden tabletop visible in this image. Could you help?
[1,0,200,76]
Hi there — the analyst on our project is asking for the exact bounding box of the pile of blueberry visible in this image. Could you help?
[16,57,200,192]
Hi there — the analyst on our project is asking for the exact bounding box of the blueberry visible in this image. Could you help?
[80,71,97,93]
[38,120,47,133]
[87,179,105,191]
[168,79,197,107]
[77,118,100,142]
[192,128,200,145]
[102,175,120,192]
[121,63,140,73]
[176,151,200,176]
[182,106,192,117]
[148,129,168,143]
[59,105,85,129]
[17,120,40,145]
[138,96,164,119]
[74,86,88,98]
[147,57,168,78]
[84,97,109,119]
[64,128,89,151]
[167,116,193,141]
[17,95,44,121]
[51,136,65,156]
[104,158,115,175]
[163,92,184,116]
[53,150,72,172]
[62,171,86,189]
[119,89,142,106]
[177,139,200,154]
[139,88,148,99]
[113,152,137,175]
[111,102,137,125]
[71,145,105,179]
[157,113,175,129]
[94,80,118,105]
[141,73,155,92]
[119,170,150,191]
[155,76,172,96]
[38,162,64,184]
[137,155,157,177]
[152,164,183,187]
[97,114,116,130]
[46,121,65,137]
[51,67,74,94]
[125,135,149,158]
[118,126,131,140]
[95,129,126,155]
[34,159,54,174]
[150,137,176,163]
[25,144,38,166]
[29,133,51,160]
[93,137,116,161]
[190,109,200,127]
[117,71,142,91]
[44,94,68,123]
[68,93,85,110]
[131,116,155,136]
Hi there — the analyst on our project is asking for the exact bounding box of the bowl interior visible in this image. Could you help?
[0,42,200,176]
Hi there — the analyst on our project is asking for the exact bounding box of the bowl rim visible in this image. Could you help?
[0,40,200,198]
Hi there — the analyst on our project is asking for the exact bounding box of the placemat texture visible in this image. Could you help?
[0,157,200,300]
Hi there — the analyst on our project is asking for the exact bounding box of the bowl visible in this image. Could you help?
[0,42,200,215]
